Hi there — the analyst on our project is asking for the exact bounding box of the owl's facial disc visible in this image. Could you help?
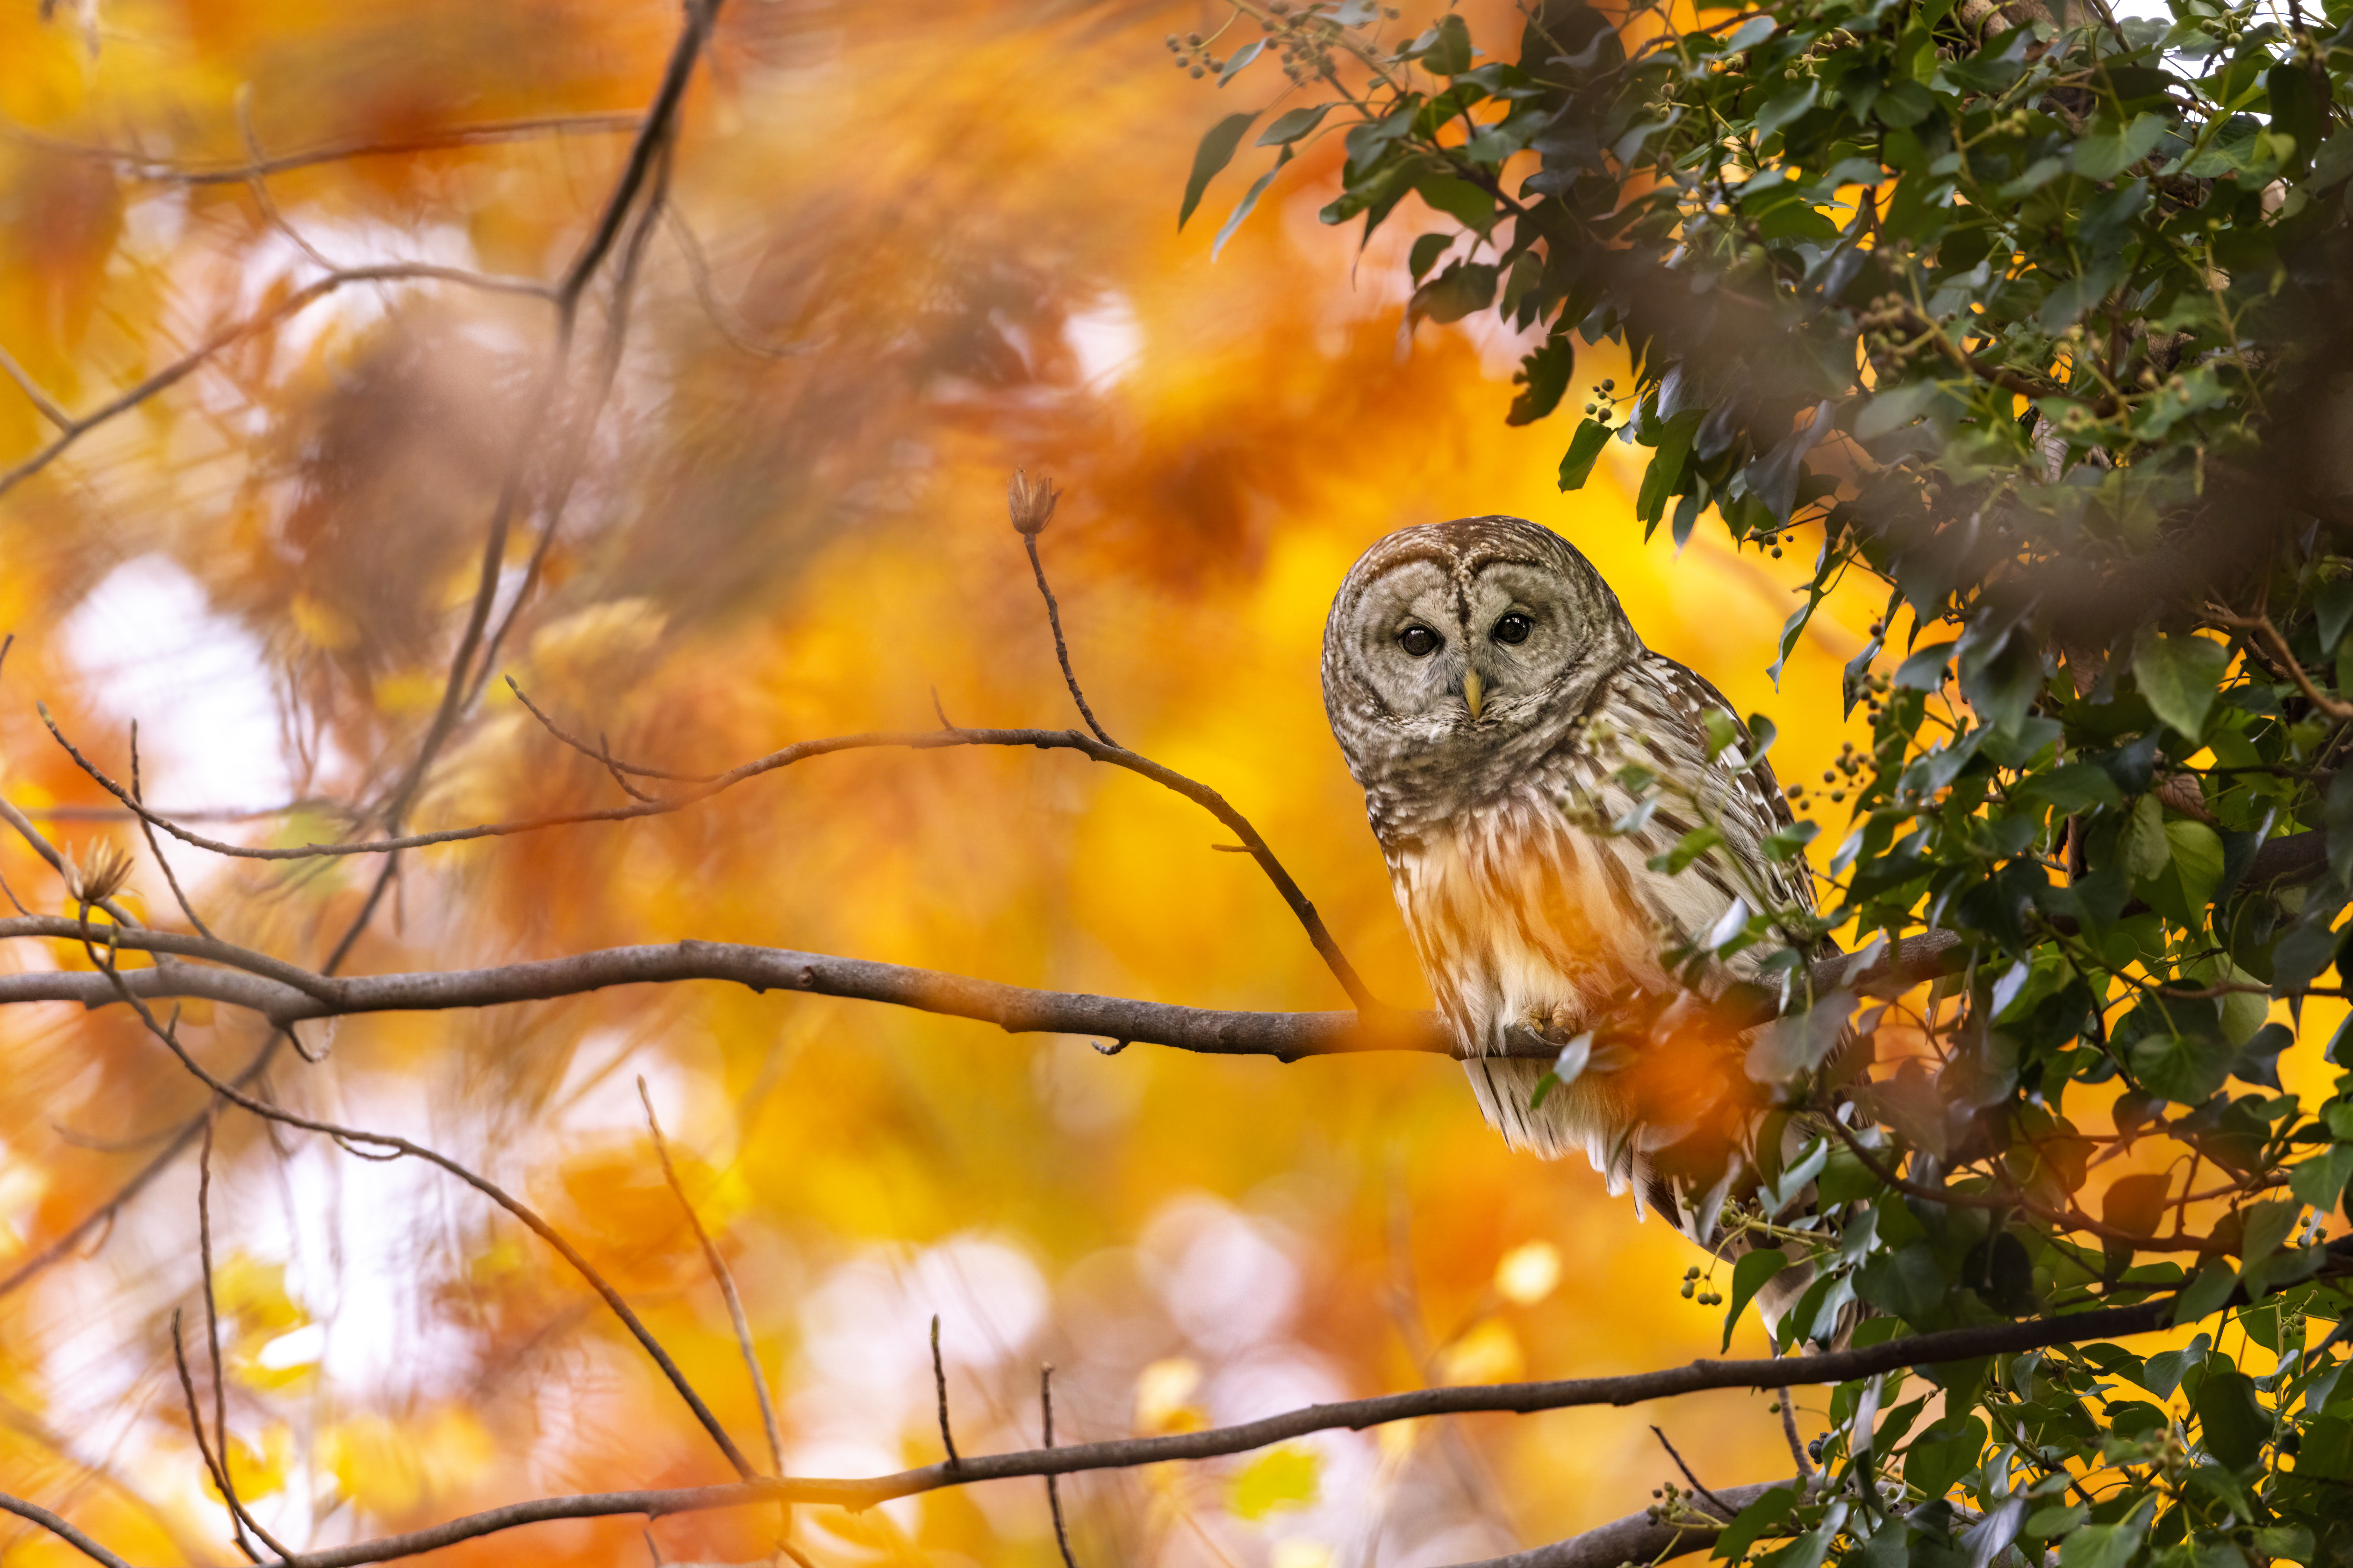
[1347,558,1587,734]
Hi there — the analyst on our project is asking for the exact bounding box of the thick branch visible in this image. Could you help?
[1439,1480,1792,1568]
[159,1297,2174,1568]
[0,923,1980,1059]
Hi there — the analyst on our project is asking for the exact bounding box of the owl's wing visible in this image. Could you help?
[1594,652,1822,949]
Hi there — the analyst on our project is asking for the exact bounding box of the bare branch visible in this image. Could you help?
[0,1492,134,1568]
[0,112,644,185]
[197,1114,293,1560]
[169,1311,264,1563]
[1009,472,1118,750]
[130,723,216,941]
[638,1077,784,1475]
[1648,1426,1733,1517]
[84,946,761,1483]
[48,712,1383,1006]
[49,1295,2180,1568]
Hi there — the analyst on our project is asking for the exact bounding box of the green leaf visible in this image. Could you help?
[1211,146,1292,261]
[1712,1484,1799,1560]
[1410,261,1497,324]
[1417,13,1473,75]
[1415,171,1497,234]
[1720,1249,1790,1351]
[2072,112,2169,180]
[1507,334,1575,426]
[1557,418,1613,491]
[1257,103,1334,146]
[1179,112,1258,230]
[2289,1145,2353,1210]
[1892,640,1957,690]
[1650,825,1724,875]
[2127,1032,2233,1105]
[2192,1368,2268,1469]
[2173,1260,2239,1326]
[2238,1196,2299,1269]
[2102,1172,2172,1236]
[2132,629,2232,740]
[2016,762,2123,814]
[1215,38,1265,86]
[2058,1519,2146,1568]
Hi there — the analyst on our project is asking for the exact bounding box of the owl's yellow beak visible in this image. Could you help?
[1462,668,1486,721]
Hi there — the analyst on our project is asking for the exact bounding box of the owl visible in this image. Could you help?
[1323,515,1827,1248]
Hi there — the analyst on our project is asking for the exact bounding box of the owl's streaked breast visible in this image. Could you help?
[1385,785,1665,1164]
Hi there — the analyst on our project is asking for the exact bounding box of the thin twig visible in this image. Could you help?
[1042,1365,1080,1568]
[1647,1426,1734,1518]
[1019,525,1119,749]
[84,944,760,1482]
[637,1078,785,1475]
[0,112,644,185]
[932,1315,961,1468]
[47,703,1382,1009]
[1778,1395,1814,1482]
[168,1312,263,1564]
[2204,605,2353,719]
[130,723,215,940]
[0,1490,137,1568]
[236,86,339,271]
[197,1114,289,1561]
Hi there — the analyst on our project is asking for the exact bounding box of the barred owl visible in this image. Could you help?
[1322,515,1828,1249]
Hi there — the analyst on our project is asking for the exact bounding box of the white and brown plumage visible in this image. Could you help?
[1322,515,1824,1235]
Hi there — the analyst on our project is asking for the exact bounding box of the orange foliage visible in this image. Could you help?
[0,1,1888,1562]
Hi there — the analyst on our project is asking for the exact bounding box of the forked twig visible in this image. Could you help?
[636,1077,785,1474]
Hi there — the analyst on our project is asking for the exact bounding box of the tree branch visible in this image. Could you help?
[0,113,644,185]
[1438,1479,1791,1568]
[54,1297,2175,1568]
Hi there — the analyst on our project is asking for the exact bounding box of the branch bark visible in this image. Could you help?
[0,923,1975,1059]
[97,1297,2173,1568]
[1438,1479,1792,1568]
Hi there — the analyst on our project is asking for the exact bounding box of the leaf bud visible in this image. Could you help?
[61,840,136,909]
[1007,469,1061,535]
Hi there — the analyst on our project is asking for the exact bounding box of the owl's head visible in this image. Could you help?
[1321,516,1642,795]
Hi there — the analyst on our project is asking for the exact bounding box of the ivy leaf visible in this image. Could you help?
[1721,1248,1790,1351]
[2072,112,2169,180]
[1556,418,1613,490]
[1211,146,1293,260]
[2131,629,2231,740]
[2193,1368,2270,1470]
[1256,103,1335,146]
[2127,1032,2233,1105]
[1179,112,1258,229]
[1506,334,1575,425]
[1417,14,1474,74]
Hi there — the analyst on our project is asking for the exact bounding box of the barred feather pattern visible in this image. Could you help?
[1323,516,1831,1265]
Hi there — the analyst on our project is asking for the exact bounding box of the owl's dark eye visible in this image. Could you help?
[1398,625,1441,657]
[1493,612,1532,645]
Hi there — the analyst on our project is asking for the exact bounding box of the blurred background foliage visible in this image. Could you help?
[0,0,1896,1563]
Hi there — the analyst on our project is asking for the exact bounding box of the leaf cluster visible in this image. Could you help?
[1185,0,2353,1554]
